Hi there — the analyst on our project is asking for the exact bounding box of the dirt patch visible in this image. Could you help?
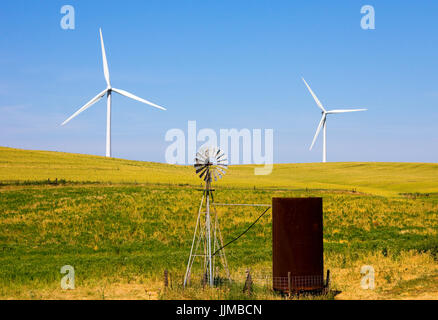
[4,281,162,300]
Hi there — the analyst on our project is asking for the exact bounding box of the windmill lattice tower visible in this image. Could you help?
[183,146,231,287]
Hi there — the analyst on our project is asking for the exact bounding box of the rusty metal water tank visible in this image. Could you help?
[272,197,324,293]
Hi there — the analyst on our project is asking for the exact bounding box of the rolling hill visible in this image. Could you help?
[0,146,437,196]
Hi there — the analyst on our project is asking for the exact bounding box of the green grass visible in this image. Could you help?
[0,146,437,299]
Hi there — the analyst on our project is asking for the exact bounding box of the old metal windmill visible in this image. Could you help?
[183,146,230,287]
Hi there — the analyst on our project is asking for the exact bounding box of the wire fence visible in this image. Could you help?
[272,275,325,292]
[166,269,330,295]
[234,270,327,293]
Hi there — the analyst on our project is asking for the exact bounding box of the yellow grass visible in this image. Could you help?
[1,146,437,196]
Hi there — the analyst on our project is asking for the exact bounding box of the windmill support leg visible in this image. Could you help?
[184,194,204,288]
[206,193,213,286]
[184,191,230,288]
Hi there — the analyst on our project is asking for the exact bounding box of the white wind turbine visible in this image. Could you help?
[61,28,166,157]
[302,78,366,163]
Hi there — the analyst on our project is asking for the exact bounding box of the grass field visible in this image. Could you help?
[0,146,437,300]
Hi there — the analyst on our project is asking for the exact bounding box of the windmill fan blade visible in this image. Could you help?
[196,166,207,174]
[112,88,166,111]
[99,28,111,87]
[217,153,225,161]
[310,114,326,151]
[199,167,208,179]
[202,167,210,181]
[302,78,326,112]
[198,168,208,179]
[61,89,107,126]
[216,167,227,176]
[196,152,207,161]
[196,162,207,168]
[217,164,227,170]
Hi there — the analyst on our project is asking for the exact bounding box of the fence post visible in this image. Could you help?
[164,269,168,290]
[170,271,173,289]
[202,271,208,289]
[288,272,291,298]
[243,269,253,295]
[325,269,330,294]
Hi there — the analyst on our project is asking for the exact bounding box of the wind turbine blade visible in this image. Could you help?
[99,28,111,87]
[112,88,166,110]
[309,114,326,151]
[326,109,367,114]
[302,77,326,112]
[61,89,107,126]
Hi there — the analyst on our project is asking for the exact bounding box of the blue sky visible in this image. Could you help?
[0,1,437,163]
